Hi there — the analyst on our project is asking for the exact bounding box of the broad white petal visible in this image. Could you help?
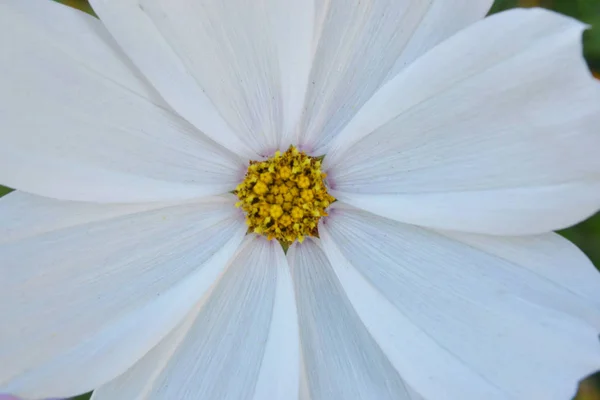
[0,196,246,398]
[325,8,600,234]
[441,230,600,309]
[91,300,200,400]
[287,239,412,400]
[320,204,600,399]
[297,0,493,153]
[90,0,315,156]
[93,235,299,400]
[0,0,243,203]
[0,395,60,400]
[0,191,162,244]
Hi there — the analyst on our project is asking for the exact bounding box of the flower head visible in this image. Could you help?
[1,0,600,399]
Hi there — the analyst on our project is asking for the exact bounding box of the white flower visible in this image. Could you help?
[1,0,600,399]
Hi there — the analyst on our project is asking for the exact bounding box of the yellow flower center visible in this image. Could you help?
[235,146,335,245]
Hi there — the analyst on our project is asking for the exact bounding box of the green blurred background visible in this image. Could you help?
[2,0,599,398]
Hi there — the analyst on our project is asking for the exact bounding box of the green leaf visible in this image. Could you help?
[53,0,96,16]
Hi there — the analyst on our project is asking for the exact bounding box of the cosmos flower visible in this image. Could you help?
[1,0,600,399]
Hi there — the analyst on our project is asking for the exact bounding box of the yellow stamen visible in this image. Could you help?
[253,181,268,195]
[234,145,335,245]
[270,204,284,220]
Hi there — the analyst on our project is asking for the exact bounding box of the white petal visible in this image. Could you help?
[93,235,299,400]
[325,8,600,235]
[319,204,600,400]
[0,196,246,398]
[297,0,493,153]
[0,0,244,203]
[287,239,412,400]
[440,230,600,309]
[91,300,200,400]
[0,191,163,244]
[89,0,314,157]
